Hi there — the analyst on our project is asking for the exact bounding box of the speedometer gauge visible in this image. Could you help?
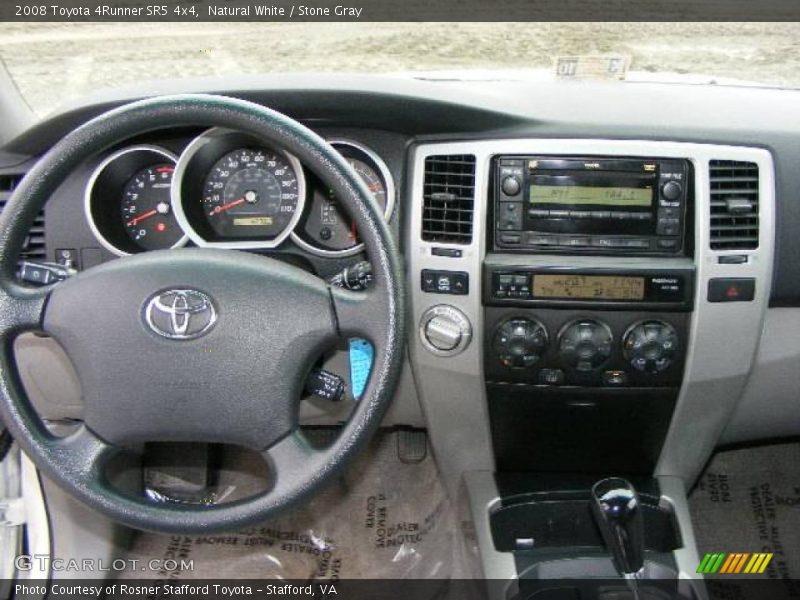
[291,140,395,257]
[203,149,300,240]
[172,129,306,250]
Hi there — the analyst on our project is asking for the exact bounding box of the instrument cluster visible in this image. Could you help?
[84,129,395,257]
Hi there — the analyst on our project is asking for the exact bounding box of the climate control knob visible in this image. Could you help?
[558,319,613,372]
[493,318,548,368]
[420,305,472,356]
[623,320,679,373]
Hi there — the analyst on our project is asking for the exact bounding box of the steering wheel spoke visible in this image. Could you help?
[261,429,324,491]
[42,425,115,484]
[330,286,391,343]
[0,282,50,338]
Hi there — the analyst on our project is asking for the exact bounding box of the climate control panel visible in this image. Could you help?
[484,307,687,388]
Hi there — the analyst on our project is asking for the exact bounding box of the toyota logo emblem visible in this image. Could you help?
[144,289,217,340]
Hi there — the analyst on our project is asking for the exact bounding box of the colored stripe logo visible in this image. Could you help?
[697,552,773,574]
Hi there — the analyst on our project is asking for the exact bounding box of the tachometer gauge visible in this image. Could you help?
[291,140,395,257]
[172,129,306,250]
[121,164,183,251]
[85,145,187,256]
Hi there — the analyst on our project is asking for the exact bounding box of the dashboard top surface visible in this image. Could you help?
[1,74,799,304]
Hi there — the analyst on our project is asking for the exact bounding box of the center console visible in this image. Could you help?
[482,154,695,476]
[407,138,774,598]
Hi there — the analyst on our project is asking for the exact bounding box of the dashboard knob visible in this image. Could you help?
[493,318,548,368]
[419,305,472,356]
[425,315,463,351]
[660,181,683,201]
[558,319,613,372]
[501,176,521,196]
[623,320,679,373]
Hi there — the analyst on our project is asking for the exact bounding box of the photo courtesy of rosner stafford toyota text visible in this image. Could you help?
[0,3,799,600]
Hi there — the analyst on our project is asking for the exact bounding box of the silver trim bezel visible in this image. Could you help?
[418,304,473,357]
[84,144,187,257]
[171,128,307,250]
[289,138,396,258]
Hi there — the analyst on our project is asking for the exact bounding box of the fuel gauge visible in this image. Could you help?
[291,140,395,257]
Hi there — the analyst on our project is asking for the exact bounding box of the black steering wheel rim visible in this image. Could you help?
[0,94,405,533]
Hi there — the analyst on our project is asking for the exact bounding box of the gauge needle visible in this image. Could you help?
[209,196,246,216]
[126,209,157,227]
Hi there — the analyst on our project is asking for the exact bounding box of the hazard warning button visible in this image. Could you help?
[708,278,756,303]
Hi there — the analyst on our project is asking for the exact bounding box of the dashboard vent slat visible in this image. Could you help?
[0,172,47,261]
[422,154,476,244]
[709,160,759,250]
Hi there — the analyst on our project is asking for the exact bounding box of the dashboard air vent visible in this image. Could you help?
[422,154,476,244]
[709,160,759,250]
[0,172,46,260]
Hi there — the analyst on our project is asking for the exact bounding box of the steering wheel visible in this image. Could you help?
[0,95,405,533]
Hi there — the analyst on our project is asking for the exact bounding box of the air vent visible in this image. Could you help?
[422,154,476,244]
[0,173,46,260]
[709,160,759,250]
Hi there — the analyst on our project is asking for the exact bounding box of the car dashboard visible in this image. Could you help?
[1,74,799,583]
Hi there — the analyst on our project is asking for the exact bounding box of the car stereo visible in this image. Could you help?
[494,156,690,255]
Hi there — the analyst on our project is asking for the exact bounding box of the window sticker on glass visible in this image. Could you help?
[554,55,631,81]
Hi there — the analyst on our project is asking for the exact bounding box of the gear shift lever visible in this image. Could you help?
[590,477,645,583]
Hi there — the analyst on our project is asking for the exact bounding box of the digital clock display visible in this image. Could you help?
[533,274,645,300]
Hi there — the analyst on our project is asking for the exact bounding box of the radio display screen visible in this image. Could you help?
[530,185,652,207]
[533,274,645,300]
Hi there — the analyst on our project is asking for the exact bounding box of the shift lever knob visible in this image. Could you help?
[590,477,645,577]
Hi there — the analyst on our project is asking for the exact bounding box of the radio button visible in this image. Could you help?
[625,239,651,249]
[539,368,565,385]
[569,210,592,219]
[657,238,679,250]
[528,209,550,218]
[500,233,521,244]
[560,237,591,247]
[661,181,683,201]
[656,218,680,236]
[610,211,630,220]
[602,370,628,387]
[550,209,569,218]
[527,234,560,246]
[658,207,680,219]
[593,211,612,219]
[501,176,522,196]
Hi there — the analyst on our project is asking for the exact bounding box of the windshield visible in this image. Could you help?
[1,22,799,116]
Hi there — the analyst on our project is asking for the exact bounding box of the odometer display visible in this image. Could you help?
[202,148,300,240]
